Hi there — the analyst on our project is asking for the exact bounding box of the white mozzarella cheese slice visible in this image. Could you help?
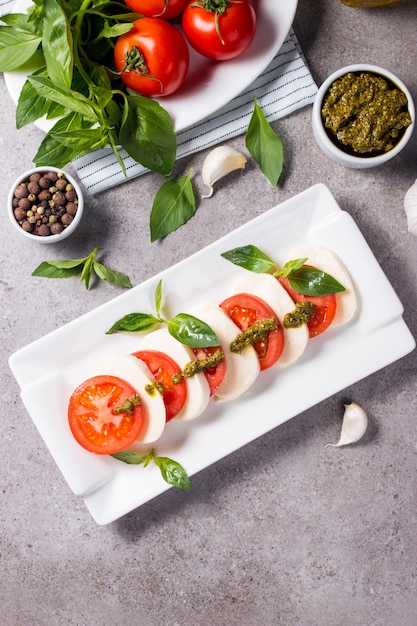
[189,302,260,402]
[231,272,309,367]
[95,354,166,445]
[290,245,358,326]
[137,328,211,421]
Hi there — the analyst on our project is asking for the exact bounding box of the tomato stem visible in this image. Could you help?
[119,46,164,93]
[189,0,243,46]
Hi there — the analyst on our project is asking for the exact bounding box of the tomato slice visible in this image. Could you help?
[68,375,145,455]
[219,293,284,370]
[277,272,337,338]
[133,350,186,422]
[191,345,227,396]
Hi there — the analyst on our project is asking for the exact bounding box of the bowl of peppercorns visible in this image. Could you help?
[7,166,84,242]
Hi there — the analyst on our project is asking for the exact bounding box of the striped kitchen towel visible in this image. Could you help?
[1,0,318,194]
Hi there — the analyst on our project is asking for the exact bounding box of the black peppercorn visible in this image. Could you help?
[11,169,80,237]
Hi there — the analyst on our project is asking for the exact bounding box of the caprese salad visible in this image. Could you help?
[67,245,358,487]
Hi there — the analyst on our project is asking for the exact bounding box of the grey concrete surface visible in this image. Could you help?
[1,1,417,624]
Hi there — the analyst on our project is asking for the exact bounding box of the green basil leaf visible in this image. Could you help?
[79,253,95,290]
[17,75,51,129]
[97,22,133,39]
[33,113,94,167]
[106,313,160,335]
[87,62,112,92]
[288,267,346,296]
[16,65,67,129]
[111,451,148,465]
[150,170,196,242]
[119,95,176,175]
[0,27,42,71]
[245,98,284,186]
[32,261,84,279]
[154,278,163,316]
[0,13,39,32]
[280,258,308,277]
[221,245,277,274]
[50,127,108,155]
[93,260,133,289]
[43,0,73,89]
[167,313,219,348]
[154,456,192,490]
[27,75,98,120]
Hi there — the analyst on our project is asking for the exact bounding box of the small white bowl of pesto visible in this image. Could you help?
[312,64,415,168]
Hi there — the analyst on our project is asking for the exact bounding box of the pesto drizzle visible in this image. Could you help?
[113,394,141,414]
[284,301,316,329]
[183,349,225,378]
[230,317,277,354]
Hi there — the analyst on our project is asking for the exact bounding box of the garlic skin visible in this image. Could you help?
[201,146,247,198]
[325,402,368,448]
[404,178,417,236]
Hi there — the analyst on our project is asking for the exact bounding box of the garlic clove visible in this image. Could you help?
[325,401,368,448]
[201,146,247,198]
[404,178,417,236]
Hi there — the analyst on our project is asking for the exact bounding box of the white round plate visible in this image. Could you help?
[4,0,298,132]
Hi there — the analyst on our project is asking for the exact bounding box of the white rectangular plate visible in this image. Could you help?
[9,184,415,525]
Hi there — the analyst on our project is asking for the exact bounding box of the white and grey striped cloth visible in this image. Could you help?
[1,0,318,194]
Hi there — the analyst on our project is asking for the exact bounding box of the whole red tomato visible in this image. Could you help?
[182,0,256,61]
[114,17,189,97]
[123,0,188,20]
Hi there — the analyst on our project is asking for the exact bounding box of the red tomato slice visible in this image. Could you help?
[68,375,145,455]
[277,272,337,338]
[191,345,227,396]
[133,350,186,421]
[219,293,284,370]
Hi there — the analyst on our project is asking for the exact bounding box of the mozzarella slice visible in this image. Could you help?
[137,328,211,421]
[290,245,358,326]
[188,302,260,402]
[95,354,166,445]
[231,273,309,368]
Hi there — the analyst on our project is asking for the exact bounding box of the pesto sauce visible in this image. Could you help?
[230,317,277,354]
[113,394,141,414]
[321,71,412,156]
[145,381,164,396]
[283,301,316,329]
[183,349,225,378]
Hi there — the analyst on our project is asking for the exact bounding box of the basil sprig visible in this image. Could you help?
[106,279,219,347]
[0,0,176,176]
[111,448,192,491]
[221,245,346,296]
[32,247,132,290]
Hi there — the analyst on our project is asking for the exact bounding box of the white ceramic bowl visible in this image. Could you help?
[312,64,415,169]
[8,166,84,243]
